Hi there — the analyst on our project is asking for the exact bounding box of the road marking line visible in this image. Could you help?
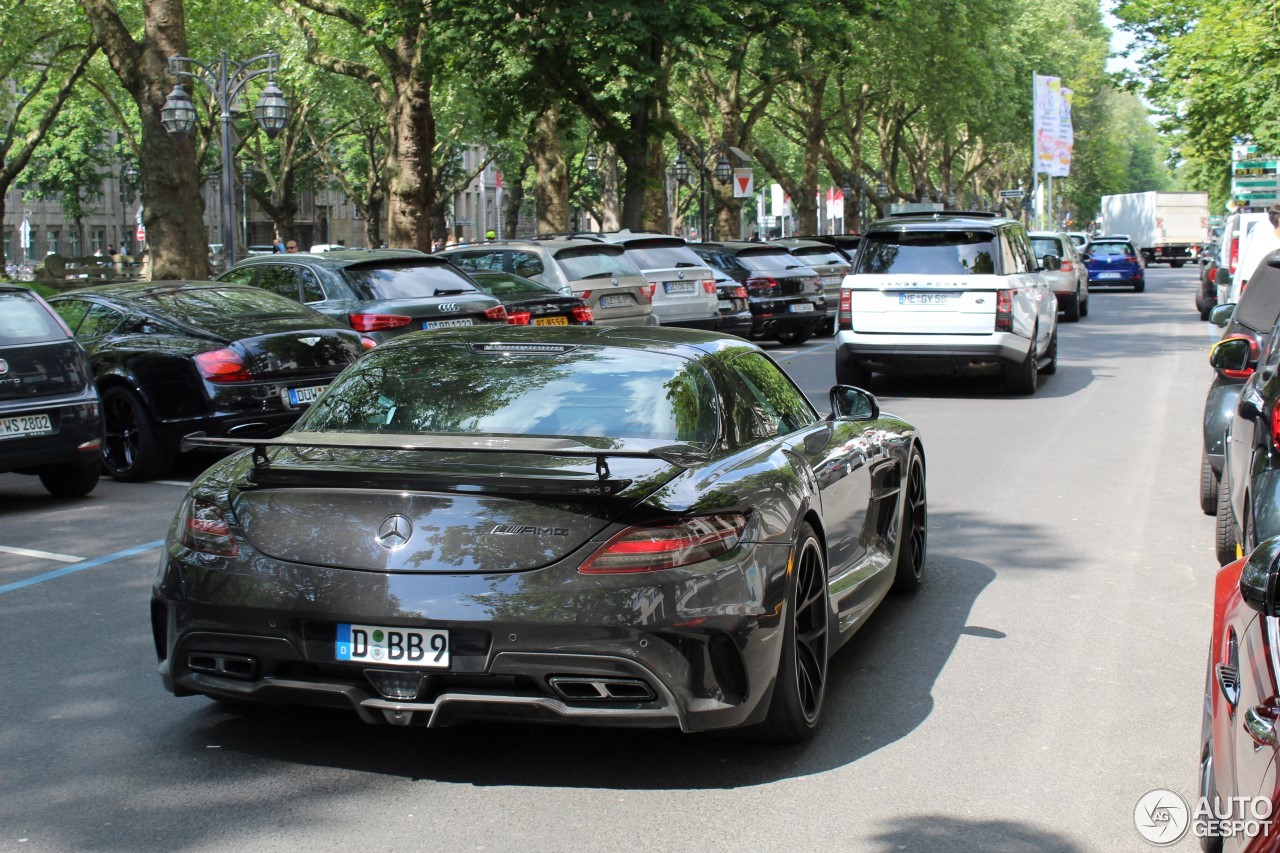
[0,539,165,595]
[0,545,82,563]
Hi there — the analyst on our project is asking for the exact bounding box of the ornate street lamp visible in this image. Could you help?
[163,50,290,270]
[673,153,691,185]
[585,150,599,174]
[876,180,888,201]
[714,155,732,184]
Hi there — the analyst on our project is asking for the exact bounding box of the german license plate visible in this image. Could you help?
[821,275,842,286]
[533,316,568,326]
[0,413,53,439]
[898,293,952,305]
[663,281,695,294]
[600,294,634,308]
[335,623,449,668]
[423,318,475,330]
[1097,272,1122,280]
[789,303,815,313]
[717,299,733,309]
[285,384,328,406]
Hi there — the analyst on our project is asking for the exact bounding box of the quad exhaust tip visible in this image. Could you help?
[548,676,656,702]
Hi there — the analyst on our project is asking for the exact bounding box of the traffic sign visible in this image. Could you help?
[999,189,1025,199]
[136,225,145,242]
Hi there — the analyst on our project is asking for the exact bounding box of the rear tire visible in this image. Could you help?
[1080,293,1089,317]
[1003,337,1038,395]
[1172,260,1185,269]
[1135,280,1145,293]
[893,447,927,593]
[1200,452,1219,516]
[1215,464,1240,566]
[757,523,828,743]
[1063,294,1080,322]
[101,386,173,482]
[38,463,100,498]
[836,355,872,389]
[775,325,813,346]
[1038,329,1058,375]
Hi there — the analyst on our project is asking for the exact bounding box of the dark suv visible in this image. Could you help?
[218,250,508,341]
[690,242,827,344]
[0,286,102,497]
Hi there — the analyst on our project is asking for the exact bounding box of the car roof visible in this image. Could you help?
[378,321,755,358]
[444,238,619,253]
[694,241,791,255]
[234,249,434,268]
[771,238,834,250]
[53,280,255,301]
[865,212,1014,232]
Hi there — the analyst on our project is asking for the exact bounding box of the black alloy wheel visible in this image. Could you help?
[101,386,173,482]
[1199,452,1219,516]
[759,523,829,742]
[893,448,928,593]
[1215,463,1240,566]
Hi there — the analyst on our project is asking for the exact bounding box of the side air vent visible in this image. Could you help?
[708,633,748,701]
[187,652,259,680]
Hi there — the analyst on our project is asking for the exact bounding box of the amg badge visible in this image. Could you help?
[490,524,569,536]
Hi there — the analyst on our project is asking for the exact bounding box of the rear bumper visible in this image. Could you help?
[152,538,793,733]
[0,391,102,474]
[835,331,1031,374]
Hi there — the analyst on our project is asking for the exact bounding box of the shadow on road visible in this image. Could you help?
[868,814,1086,852]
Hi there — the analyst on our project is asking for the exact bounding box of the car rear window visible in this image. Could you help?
[789,247,847,265]
[1088,242,1135,257]
[343,261,481,299]
[138,287,318,327]
[296,344,719,445]
[737,251,811,273]
[623,243,706,270]
[1030,237,1065,258]
[470,272,559,299]
[554,247,642,280]
[1234,258,1280,332]
[0,291,67,344]
[857,230,997,275]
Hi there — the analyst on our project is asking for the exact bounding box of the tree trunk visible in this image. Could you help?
[641,137,668,233]
[385,66,435,251]
[502,163,528,239]
[530,106,568,234]
[599,147,621,231]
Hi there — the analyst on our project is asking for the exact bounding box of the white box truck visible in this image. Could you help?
[1098,191,1210,267]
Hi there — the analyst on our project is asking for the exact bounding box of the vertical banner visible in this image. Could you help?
[1056,88,1074,177]
[1033,73,1061,176]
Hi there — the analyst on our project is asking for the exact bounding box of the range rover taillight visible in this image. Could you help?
[838,289,853,331]
[995,289,1016,332]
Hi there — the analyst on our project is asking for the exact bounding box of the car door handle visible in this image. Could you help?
[1245,705,1280,749]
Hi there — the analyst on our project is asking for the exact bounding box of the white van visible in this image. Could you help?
[1218,212,1270,304]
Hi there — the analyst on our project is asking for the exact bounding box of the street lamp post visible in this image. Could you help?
[240,166,254,249]
[673,141,731,241]
[161,50,289,272]
[121,163,138,255]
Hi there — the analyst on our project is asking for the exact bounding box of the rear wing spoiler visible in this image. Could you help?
[181,431,710,489]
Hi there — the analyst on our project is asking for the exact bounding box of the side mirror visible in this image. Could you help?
[1040,254,1062,272]
[1209,304,1235,328]
[1209,336,1256,376]
[1241,537,1280,614]
[829,385,879,420]
[1215,267,1231,287]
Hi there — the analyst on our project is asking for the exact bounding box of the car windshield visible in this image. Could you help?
[343,262,481,298]
[138,287,316,325]
[554,248,642,280]
[624,243,705,270]
[1030,237,1065,259]
[738,252,808,273]
[0,292,66,344]
[857,230,997,275]
[790,248,847,265]
[470,272,559,299]
[297,344,719,444]
[1089,242,1135,258]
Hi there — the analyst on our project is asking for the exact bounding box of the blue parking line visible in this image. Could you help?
[0,539,164,595]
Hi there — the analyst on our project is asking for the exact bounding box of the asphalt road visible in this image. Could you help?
[0,267,1215,852]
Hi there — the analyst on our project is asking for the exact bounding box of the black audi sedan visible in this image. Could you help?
[464,270,594,326]
[153,325,926,742]
[48,283,371,482]
[690,242,827,344]
[0,286,102,497]
[218,250,508,341]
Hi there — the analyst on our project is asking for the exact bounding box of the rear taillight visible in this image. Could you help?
[348,313,412,332]
[507,310,532,325]
[1122,255,1138,263]
[484,305,509,322]
[995,289,1015,332]
[732,286,748,299]
[360,337,378,349]
[702,279,716,295]
[177,497,238,557]
[1059,260,1074,272]
[193,348,252,383]
[571,306,594,324]
[746,277,779,297]
[838,288,853,331]
[643,284,656,303]
[1272,404,1280,453]
[1230,237,1240,275]
[579,513,747,574]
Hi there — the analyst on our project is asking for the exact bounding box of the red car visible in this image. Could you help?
[1203,539,1280,851]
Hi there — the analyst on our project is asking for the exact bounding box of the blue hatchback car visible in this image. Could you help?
[1083,238,1145,292]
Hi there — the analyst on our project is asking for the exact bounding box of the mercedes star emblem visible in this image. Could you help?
[376,514,413,550]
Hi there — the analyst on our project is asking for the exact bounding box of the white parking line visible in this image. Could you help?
[0,545,83,563]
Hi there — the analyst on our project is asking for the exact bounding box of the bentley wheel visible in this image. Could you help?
[760,523,829,742]
[893,447,927,593]
[102,387,173,482]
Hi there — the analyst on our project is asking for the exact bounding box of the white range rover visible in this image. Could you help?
[834,212,1060,394]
